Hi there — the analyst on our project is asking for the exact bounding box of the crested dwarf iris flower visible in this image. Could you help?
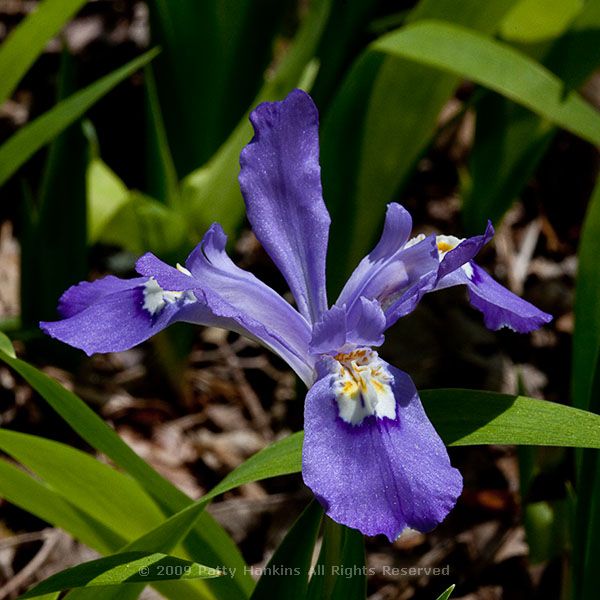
[41,90,551,541]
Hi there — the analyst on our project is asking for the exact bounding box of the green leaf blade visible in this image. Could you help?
[0,0,88,105]
[373,20,600,145]
[20,552,221,598]
[0,48,159,188]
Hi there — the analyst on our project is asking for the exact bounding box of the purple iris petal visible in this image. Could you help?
[438,221,494,281]
[310,298,386,355]
[40,276,180,355]
[437,262,552,333]
[302,361,462,541]
[136,224,315,385]
[238,89,330,325]
[336,203,439,329]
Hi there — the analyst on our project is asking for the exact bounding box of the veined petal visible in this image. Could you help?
[136,224,315,385]
[303,357,462,541]
[40,276,194,355]
[437,263,552,333]
[336,203,438,329]
[238,89,330,324]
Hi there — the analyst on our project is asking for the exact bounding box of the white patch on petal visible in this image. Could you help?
[404,233,426,249]
[462,262,474,279]
[330,348,396,425]
[176,263,192,276]
[142,278,194,316]
[435,234,464,259]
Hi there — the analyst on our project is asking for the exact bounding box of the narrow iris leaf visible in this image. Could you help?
[20,552,221,598]
[0,49,159,187]
[0,0,87,105]
[181,0,333,236]
[435,584,456,600]
[0,458,123,553]
[0,331,16,358]
[372,20,600,146]
[499,0,583,43]
[307,518,366,600]
[324,0,519,287]
[572,177,600,599]
[0,429,165,540]
[463,0,600,233]
[250,501,323,600]
[0,348,253,599]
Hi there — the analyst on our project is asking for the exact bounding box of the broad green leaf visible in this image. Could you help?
[499,0,583,42]
[181,0,333,236]
[463,0,600,233]
[250,501,323,600]
[0,331,16,357]
[65,489,228,600]
[435,584,455,600]
[0,49,159,187]
[87,159,130,243]
[99,191,188,256]
[307,519,366,600]
[324,0,519,289]
[0,0,87,105]
[0,349,252,599]
[0,458,122,553]
[372,20,600,146]
[202,432,304,503]
[0,429,165,540]
[21,552,221,598]
[421,389,600,448]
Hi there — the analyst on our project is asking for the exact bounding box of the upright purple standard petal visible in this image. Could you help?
[303,356,462,541]
[239,89,330,324]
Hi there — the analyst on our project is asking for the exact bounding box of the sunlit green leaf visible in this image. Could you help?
[373,20,600,145]
[0,331,16,358]
[0,349,252,599]
[324,0,519,290]
[435,584,455,600]
[499,0,583,42]
[21,552,220,598]
[0,429,164,540]
[87,158,130,243]
[0,458,122,553]
[463,0,600,233]
[0,0,87,105]
[143,65,179,205]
